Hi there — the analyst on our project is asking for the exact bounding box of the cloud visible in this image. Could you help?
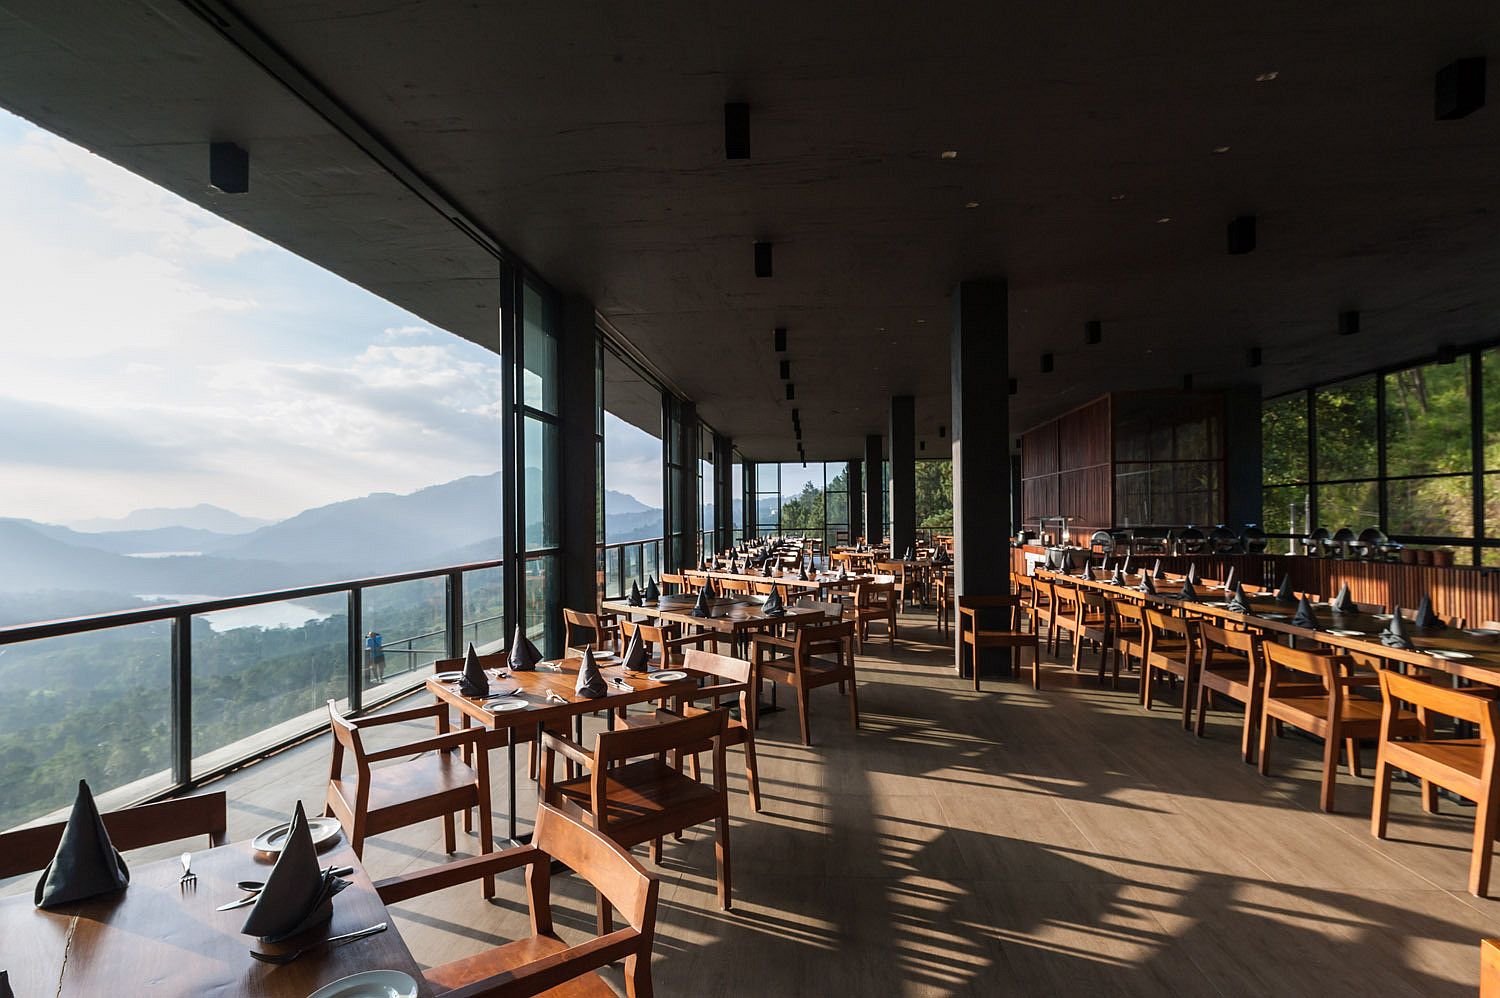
[0,395,194,472]
[382,325,433,339]
[603,411,664,508]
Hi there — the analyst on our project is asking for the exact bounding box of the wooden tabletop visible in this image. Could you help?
[684,568,872,591]
[425,655,700,729]
[2,838,428,997]
[1037,569,1500,685]
[602,597,825,633]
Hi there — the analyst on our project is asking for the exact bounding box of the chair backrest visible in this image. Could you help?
[1379,668,1500,738]
[1397,606,1466,629]
[1112,598,1146,629]
[681,648,751,686]
[432,649,506,674]
[796,618,856,652]
[660,572,686,593]
[562,608,602,648]
[0,791,228,880]
[1261,640,1339,691]
[532,801,659,933]
[795,597,845,621]
[1198,621,1259,671]
[856,581,895,607]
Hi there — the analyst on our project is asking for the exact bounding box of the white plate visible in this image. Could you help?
[486,698,530,712]
[649,670,688,682]
[1327,629,1364,637]
[1431,650,1475,660]
[253,816,342,854]
[305,970,419,998]
[434,671,462,682]
[1466,629,1500,637]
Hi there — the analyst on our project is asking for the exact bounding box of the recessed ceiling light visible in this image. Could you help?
[1212,145,1231,154]
[1255,71,1278,82]
[1155,216,1172,224]
[965,201,980,209]
[916,319,926,325]
[1110,193,1127,201]
[941,150,958,159]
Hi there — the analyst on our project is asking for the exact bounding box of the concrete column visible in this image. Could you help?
[848,459,864,548]
[559,297,599,616]
[889,395,916,558]
[714,432,733,552]
[952,280,1011,674]
[863,435,883,544]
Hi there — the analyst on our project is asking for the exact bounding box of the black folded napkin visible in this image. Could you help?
[1382,608,1416,650]
[799,563,811,581]
[1077,559,1092,579]
[34,779,129,909]
[903,546,914,561]
[0,970,11,998]
[838,563,850,580]
[242,801,349,941]
[627,581,643,607]
[1227,583,1253,615]
[764,585,786,616]
[1330,583,1356,614]
[1185,563,1198,585]
[508,625,542,672]
[933,547,949,565]
[1121,554,1132,574]
[1139,574,1157,595]
[763,562,774,577]
[1152,559,1163,578]
[1109,567,1127,586]
[1274,575,1296,603]
[692,585,712,618]
[644,576,660,603]
[459,642,489,698]
[1292,597,1320,630]
[1413,594,1442,628]
[621,633,649,671]
[1179,579,1199,601]
[575,646,608,698]
[1222,566,1236,592]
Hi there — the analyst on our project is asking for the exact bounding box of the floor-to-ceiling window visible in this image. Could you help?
[518,277,561,652]
[699,425,715,559]
[599,347,664,596]
[732,454,745,545]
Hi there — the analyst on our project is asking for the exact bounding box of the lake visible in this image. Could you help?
[135,593,333,632]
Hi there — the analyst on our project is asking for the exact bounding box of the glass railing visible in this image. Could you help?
[596,537,664,601]
[0,560,504,832]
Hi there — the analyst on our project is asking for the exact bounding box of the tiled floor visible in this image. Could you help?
[15,611,1500,995]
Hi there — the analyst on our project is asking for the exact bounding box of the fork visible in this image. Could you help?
[250,922,388,964]
[178,851,196,889]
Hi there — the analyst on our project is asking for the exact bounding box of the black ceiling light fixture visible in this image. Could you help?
[754,242,773,278]
[724,102,750,158]
[1182,373,1195,390]
[938,424,946,438]
[786,383,795,400]
[779,359,790,380]
[1436,57,1486,120]
[1040,353,1054,374]
[1248,346,1263,368]
[920,440,927,452]
[209,141,249,194]
[1008,377,1018,395]
[1084,320,1102,345]
[773,327,787,351]
[1338,310,1360,336]
[1227,215,1257,255]
[1436,343,1459,364]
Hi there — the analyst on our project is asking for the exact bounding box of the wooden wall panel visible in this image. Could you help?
[1021,395,1111,538]
[1020,421,1058,479]
[1058,396,1111,470]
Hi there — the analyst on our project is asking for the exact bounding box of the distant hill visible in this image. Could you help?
[604,490,654,515]
[70,503,270,534]
[22,521,239,555]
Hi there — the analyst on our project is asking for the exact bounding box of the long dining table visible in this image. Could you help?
[1035,568,1500,687]
[0,837,429,997]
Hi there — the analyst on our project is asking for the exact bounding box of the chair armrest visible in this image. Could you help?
[694,681,747,699]
[375,846,545,905]
[750,633,796,649]
[663,631,714,650]
[363,726,487,763]
[350,703,446,728]
[441,929,644,998]
[540,730,596,770]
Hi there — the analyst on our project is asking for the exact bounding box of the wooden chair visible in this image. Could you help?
[660,572,687,594]
[324,699,498,896]
[876,560,915,609]
[375,802,659,998]
[1194,623,1265,763]
[1373,668,1500,896]
[958,594,1041,691]
[432,651,548,780]
[0,791,227,880]
[615,649,762,812]
[1108,597,1147,689]
[563,608,620,655]
[935,568,955,636]
[1258,643,1420,812]
[1071,591,1113,678]
[1142,608,1199,729]
[541,708,732,914]
[618,618,713,666]
[1029,575,1062,655]
[1048,580,1084,658]
[750,619,860,745]
[849,580,898,650]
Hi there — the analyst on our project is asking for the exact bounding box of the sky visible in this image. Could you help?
[0,108,508,524]
[602,410,662,509]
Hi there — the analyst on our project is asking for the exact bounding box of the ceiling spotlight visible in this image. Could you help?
[1436,57,1486,119]
[1212,145,1231,154]
[1182,373,1195,390]
[1248,346,1263,368]
[1338,310,1360,336]
[1110,193,1127,201]
[779,359,791,380]
[940,150,958,159]
[1084,320,1102,345]
[1155,216,1172,224]
[754,241,773,278]
[1227,215,1257,255]
[1008,377,1018,396]
[1040,353,1054,374]
[209,141,249,194]
[1254,71,1279,82]
[791,408,800,422]
[920,440,926,452]
[965,201,980,209]
[938,424,946,438]
[1436,343,1459,364]
[785,383,795,400]
[774,327,787,351]
[724,102,750,159]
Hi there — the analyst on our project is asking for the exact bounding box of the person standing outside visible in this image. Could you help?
[365,630,385,684]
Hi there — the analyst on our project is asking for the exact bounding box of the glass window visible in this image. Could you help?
[1314,376,1377,481]
[524,416,559,550]
[1261,485,1309,541]
[1387,476,1473,537]
[523,555,560,656]
[521,282,558,415]
[1385,358,1471,477]
[1317,480,1379,530]
[1485,347,1500,470]
[1262,393,1309,485]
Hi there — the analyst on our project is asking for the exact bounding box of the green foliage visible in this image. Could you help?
[915,460,953,528]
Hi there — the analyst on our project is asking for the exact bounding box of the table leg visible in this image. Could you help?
[506,736,519,844]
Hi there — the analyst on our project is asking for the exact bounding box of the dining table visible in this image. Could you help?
[426,654,701,843]
[0,837,429,997]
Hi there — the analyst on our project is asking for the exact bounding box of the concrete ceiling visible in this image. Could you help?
[4,1,1500,460]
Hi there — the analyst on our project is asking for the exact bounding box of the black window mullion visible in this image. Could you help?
[1375,371,1389,534]
[1473,347,1486,565]
[1305,387,1318,535]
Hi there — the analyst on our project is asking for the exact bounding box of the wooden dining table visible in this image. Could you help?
[426,655,700,842]
[1,837,428,997]
[601,594,826,637]
[1037,568,1500,686]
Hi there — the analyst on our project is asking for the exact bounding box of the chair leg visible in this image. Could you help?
[689,753,701,781]
[797,685,813,746]
[1180,671,1194,731]
[715,809,733,911]
[1344,737,1362,779]
[442,813,457,854]
[1239,701,1257,765]
[597,890,614,936]
[1032,644,1041,690]
[1370,749,1393,840]
[651,837,663,864]
[846,673,860,731]
[1193,680,1209,738]
[743,738,763,812]
[1319,731,1341,813]
[1470,784,1500,897]
[1257,711,1274,777]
